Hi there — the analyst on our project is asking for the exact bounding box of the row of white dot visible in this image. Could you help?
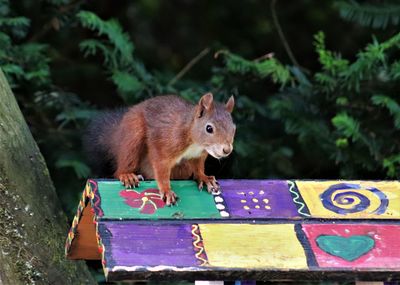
[212,192,230,217]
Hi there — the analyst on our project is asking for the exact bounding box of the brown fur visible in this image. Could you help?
[106,93,235,205]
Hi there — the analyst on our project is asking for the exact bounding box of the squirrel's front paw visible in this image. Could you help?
[198,175,220,193]
[162,190,178,206]
[118,173,144,188]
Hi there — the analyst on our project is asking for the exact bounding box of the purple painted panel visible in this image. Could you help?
[98,222,198,269]
[219,180,299,218]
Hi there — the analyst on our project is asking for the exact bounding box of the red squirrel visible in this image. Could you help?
[84,93,235,205]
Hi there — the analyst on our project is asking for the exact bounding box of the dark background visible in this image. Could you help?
[2,0,400,228]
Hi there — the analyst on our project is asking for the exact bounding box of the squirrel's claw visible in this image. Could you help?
[118,173,141,188]
[198,181,204,191]
[137,174,145,181]
[162,190,178,206]
[197,176,220,194]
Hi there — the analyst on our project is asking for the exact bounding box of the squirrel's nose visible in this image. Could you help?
[223,146,232,155]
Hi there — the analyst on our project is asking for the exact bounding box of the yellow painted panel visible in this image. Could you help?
[198,224,308,269]
[296,181,400,219]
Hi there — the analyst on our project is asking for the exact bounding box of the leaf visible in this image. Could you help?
[78,11,156,99]
[371,95,400,129]
[56,108,99,128]
[218,50,292,85]
[55,155,91,178]
[335,138,349,148]
[383,154,400,177]
[335,1,400,29]
[342,32,400,91]
[0,16,30,38]
[79,39,114,66]
[390,61,400,79]
[111,71,144,102]
[1,63,24,77]
[77,11,134,62]
[314,31,349,75]
[332,113,361,141]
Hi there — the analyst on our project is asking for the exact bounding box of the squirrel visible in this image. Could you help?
[83,93,236,205]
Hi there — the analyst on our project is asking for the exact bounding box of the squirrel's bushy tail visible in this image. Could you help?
[82,108,128,177]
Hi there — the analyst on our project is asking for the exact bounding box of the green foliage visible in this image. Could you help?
[78,11,134,64]
[0,0,93,188]
[269,31,400,178]
[0,1,49,88]
[336,0,400,29]
[216,50,292,85]
[383,154,400,177]
[314,32,349,76]
[2,1,400,223]
[332,113,361,141]
[55,153,91,178]
[77,11,158,103]
[371,95,400,129]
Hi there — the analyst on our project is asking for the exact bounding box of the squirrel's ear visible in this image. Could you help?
[225,95,235,113]
[198,93,214,116]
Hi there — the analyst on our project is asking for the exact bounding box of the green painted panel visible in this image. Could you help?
[96,180,221,219]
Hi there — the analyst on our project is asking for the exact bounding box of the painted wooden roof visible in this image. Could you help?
[65,179,400,281]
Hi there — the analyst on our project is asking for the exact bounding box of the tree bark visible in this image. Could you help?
[0,69,96,285]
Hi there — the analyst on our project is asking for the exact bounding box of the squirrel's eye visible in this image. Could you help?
[206,124,214,134]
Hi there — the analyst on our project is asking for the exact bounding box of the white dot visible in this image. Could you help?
[220,211,230,217]
[216,204,225,210]
[214,196,223,203]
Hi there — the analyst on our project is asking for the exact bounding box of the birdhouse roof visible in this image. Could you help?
[65,179,400,281]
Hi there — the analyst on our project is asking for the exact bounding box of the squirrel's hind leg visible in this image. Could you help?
[112,113,145,188]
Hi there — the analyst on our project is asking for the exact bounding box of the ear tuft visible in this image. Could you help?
[225,95,235,113]
[198,93,214,117]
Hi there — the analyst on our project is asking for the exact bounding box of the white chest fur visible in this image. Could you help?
[176,144,204,164]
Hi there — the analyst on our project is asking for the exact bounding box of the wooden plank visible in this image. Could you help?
[96,180,221,219]
[302,224,400,268]
[87,179,400,220]
[105,266,400,282]
[218,180,300,218]
[97,221,400,281]
[296,181,400,219]
[197,223,308,269]
[98,222,199,270]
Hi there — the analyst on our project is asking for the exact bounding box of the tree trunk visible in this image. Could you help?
[0,69,96,285]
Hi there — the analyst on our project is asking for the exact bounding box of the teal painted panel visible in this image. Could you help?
[96,180,221,219]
